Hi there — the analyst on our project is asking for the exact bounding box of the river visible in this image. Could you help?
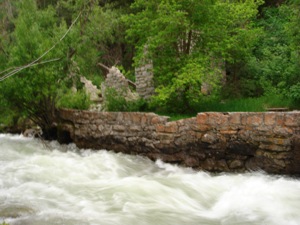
[0,134,300,225]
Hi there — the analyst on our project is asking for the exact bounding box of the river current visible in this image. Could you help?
[0,134,300,225]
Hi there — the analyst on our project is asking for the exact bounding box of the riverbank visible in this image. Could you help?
[56,109,300,175]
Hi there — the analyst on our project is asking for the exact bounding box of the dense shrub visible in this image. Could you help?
[57,90,91,110]
[104,87,147,112]
[289,83,300,105]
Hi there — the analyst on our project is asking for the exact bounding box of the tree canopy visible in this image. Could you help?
[124,0,264,111]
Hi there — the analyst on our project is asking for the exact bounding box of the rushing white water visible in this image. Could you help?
[0,134,300,225]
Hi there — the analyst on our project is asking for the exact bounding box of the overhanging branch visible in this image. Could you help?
[0,11,82,82]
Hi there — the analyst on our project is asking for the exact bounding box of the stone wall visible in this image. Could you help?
[80,76,101,102]
[101,67,138,103]
[135,45,155,99]
[57,109,300,175]
[135,63,155,99]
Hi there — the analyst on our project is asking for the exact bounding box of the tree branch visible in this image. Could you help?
[0,11,82,82]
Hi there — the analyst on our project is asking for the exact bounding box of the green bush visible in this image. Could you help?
[0,97,20,131]
[57,89,91,110]
[150,56,222,114]
[289,83,300,103]
[0,110,15,131]
[104,87,147,112]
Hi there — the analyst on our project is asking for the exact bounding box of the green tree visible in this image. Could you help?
[235,5,300,106]
[124,0,263,113]
[56,0,133,84]
[0,0,136,135]
[285,1,300,105]
[0,0,71,138]
[0,0,16,70]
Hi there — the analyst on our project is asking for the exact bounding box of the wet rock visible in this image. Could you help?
[201,133,218,144]
[227,141,256,156]
[229,159,244,169]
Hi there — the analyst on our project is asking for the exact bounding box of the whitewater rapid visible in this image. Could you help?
[0,134,300,225]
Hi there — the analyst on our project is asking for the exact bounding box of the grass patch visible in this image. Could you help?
[160,113,195,121]
[160,95,298,120]
[198,98,265,112]
[57,89,91,110]
[197,95,295,112]
[104,87,147,112]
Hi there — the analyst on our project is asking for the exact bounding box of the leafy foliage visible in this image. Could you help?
[56,0,133,79]
[151,56,222,113]
[224,5,300,104]
[0,0,299,134]
[104,87,146,112]
[124,0,263,113]
[0,0,70,131]
[253,7,296,89]
[57,89,91,110]
[289,83,300,104]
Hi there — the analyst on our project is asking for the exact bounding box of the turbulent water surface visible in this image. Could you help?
[0,134,300,225]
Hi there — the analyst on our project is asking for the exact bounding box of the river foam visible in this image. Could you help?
[0,134,300,225]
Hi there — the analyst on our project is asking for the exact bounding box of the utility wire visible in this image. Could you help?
[0,12,82,82]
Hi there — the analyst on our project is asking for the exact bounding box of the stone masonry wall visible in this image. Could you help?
[58,109,300,175]
[101,67,138,103]
[135,63,155,99]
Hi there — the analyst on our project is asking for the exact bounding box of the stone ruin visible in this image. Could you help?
[80,76,101,102]
[79,49,228,111]
[79,66,140,111]
[80,57,226,111]
[135,62,155,99]
[100,66,139,109]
